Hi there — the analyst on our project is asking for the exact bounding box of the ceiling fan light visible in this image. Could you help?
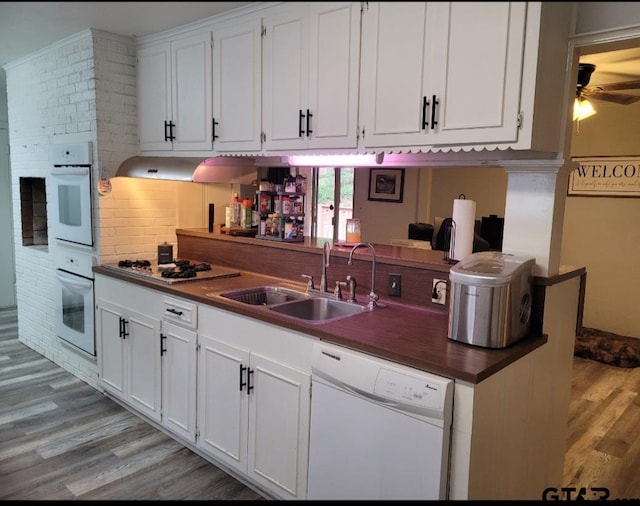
[573,97,596,121]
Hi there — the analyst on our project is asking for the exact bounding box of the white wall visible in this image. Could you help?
[353,167,422,244]
[562,100,640,337]
[0,122,15,309]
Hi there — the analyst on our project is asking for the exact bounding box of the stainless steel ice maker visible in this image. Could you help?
[448,252,536,348]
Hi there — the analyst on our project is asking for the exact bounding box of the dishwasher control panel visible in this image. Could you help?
[374,368,443,411]
[312,342,453,424]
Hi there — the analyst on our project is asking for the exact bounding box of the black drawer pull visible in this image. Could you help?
[239,364,247,391]
[298,109,305,138]
[430,95,439,130]
[212,118,219,141]
[422,96,429,130]
[166,308,184,316]
[247,368,254,394]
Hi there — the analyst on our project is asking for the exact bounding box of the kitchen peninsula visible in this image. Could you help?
[93,227,584,500]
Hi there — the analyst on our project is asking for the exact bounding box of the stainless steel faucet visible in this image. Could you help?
[320,241,331,292]
[348,242,378,310]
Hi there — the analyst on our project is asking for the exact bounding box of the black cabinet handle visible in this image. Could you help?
[430,95,439,130]
[422,96,429,130]
[239,364,247,391]
[160,333,167,356]
[212,118,219,141]
[166,308,183,316]
[167,121,176,141]
[306,109,312,137]
[247,368,254,394]
[298,109,305,138]
[164,120,170,141]
[120,317,129,339]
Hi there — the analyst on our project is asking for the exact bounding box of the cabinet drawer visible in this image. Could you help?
[163,297,197,329]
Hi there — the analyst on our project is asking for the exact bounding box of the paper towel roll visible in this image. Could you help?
[450,198,476,261]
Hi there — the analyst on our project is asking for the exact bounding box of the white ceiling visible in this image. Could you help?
[0,1,252,69]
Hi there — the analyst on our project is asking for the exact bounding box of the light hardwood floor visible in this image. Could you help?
[563,355,640,500]
[0,309,263,500]
[2,308,639,500]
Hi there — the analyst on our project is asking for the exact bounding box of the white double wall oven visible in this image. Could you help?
[51,142,97,357]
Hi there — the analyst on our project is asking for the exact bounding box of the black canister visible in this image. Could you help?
[158,242,173,264]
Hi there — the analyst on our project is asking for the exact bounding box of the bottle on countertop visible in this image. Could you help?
[242,198,252,228]
[230,192,241,228]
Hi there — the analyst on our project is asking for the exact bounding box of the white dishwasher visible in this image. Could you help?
[307,342,454,500]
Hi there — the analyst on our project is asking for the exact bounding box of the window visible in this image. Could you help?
[312,167,354,242]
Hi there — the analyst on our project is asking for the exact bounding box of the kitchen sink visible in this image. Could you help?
[218,285,310,306]
[269,297,366,323]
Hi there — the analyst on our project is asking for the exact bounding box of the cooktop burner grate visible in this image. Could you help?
[103,259,240,284]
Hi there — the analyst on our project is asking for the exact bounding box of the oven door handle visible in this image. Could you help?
[56,270,93,291]
[51,167,90,176]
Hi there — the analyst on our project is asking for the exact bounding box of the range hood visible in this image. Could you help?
[115,156,268,184]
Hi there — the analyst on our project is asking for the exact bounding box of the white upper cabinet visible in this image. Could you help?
[138,31,213,152]
[262,2,361,152]
[211,15,263,153]
[360,2,527,149]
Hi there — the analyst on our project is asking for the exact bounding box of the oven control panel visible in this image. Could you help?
[55,248,96,279]
[51,142,92,166]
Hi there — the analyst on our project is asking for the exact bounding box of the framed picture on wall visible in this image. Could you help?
[368,168,405,203]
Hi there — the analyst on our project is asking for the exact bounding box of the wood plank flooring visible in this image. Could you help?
[563,355,640,500]
[2,307,640,500]
[0,309,263,500]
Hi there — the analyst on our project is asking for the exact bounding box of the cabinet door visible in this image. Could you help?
[360,2,432,148]
[137,41,172,151]
[212,16,262,153]
[171,31,213,151]
[161,320,197,442]
[262,4,309,151]
[307,2,361,150]
[247,353,311,499]
[127,309,162,422]
[197,335,250,473]
[97,301,127,400]
[427,2,527,145]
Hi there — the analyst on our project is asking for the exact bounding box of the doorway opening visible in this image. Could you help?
[312,167,354,242]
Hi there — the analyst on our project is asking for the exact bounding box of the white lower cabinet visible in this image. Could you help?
[197,305,312,500]
[96,274,312,499]
[97,298,162,423]
[161,319,197,442]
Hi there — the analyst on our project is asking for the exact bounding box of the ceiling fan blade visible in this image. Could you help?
[582,89,640,105]
[596,79,640,92]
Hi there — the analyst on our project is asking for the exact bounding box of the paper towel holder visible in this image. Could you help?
[444,219,457,264]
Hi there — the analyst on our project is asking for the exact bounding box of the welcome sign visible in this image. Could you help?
[569,157,640,196]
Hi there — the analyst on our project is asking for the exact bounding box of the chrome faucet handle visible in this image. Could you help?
[334,280,347,300]
[301,274,314,291]
[367,290,379,310]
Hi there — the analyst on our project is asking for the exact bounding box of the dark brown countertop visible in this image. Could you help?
[94,264,548,384]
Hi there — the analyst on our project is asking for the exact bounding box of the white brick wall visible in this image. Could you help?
[99,177,180,264]
[3,29,171,389]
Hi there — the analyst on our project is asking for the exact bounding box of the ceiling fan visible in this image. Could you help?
[577,62,640,106]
